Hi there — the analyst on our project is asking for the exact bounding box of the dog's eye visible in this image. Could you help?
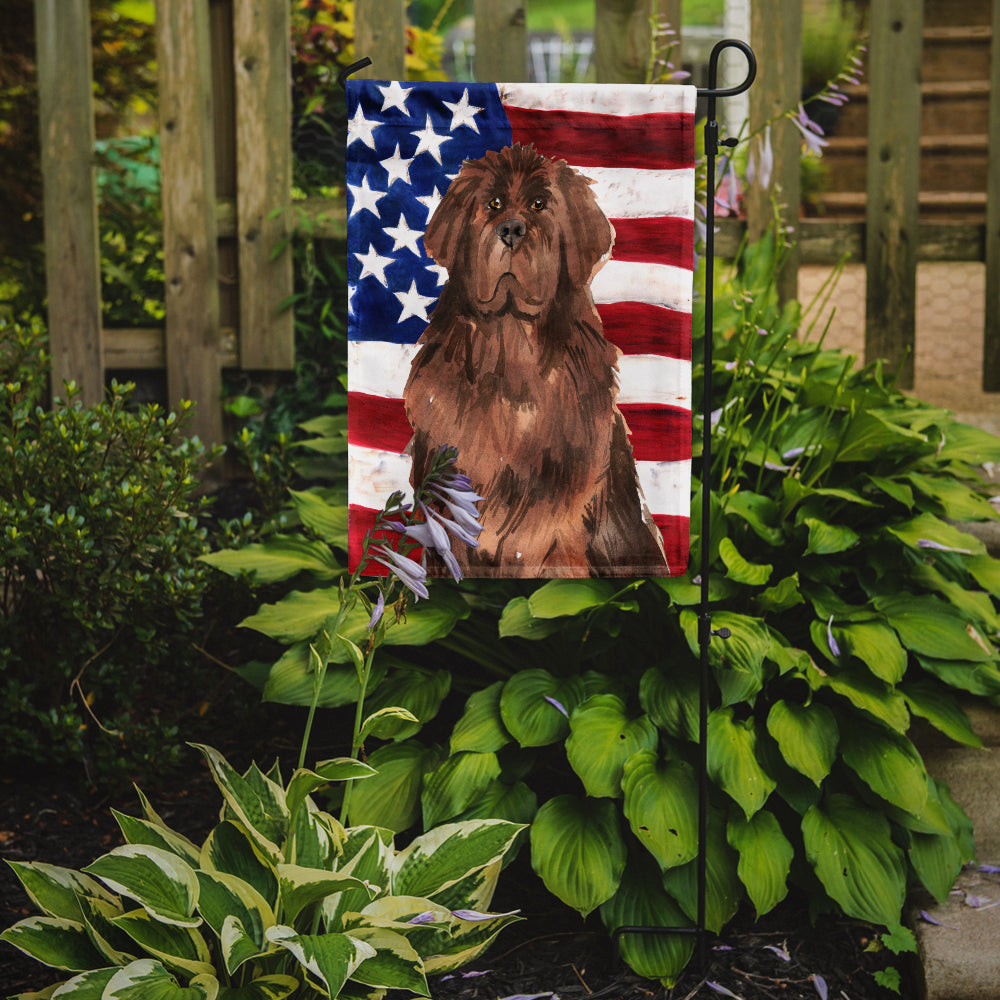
[530,198,546,212]
[488,196,503,210]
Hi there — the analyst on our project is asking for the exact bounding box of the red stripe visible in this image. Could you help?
[610,217,693,267]
[619,404,691,462]
[349,391,413,453]
[505,107,695,171]
[598,302,692,360]
[348,505,425,575]
[652,514,691,575]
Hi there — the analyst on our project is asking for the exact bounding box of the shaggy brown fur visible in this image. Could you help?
[404,143,668,577]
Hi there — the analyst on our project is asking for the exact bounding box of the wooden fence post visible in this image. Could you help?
[354,0,407,80]
[474,0,527,82]
[864,0,923,389]
[746,0,801,306]
[983,0,1000,390]
[157,0,223,445]
[233,0,294,370]
[34,0,104,405]
[594,0,653,84]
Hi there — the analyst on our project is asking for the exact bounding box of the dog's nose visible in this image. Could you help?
[496,218,526,250]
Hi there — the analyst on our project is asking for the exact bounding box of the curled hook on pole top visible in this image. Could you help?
[337,57,373,90]
[697,38,757,99]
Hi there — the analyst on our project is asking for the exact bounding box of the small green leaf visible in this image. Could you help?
[639,664,699,742]
[719,537,772,585]
[200,536,341,584]
[527,579,617,618]
[359,706,421,742]
[347,740,441,832]
[839,718,929,817]
[901,680,982,748]
[499,670,584,747]
[727,811,793,917]
[765,700,838,786]
[450,682,511,754]
[803,517,859,555]
[875,594,994,662]
[288,488,348,546]
[110,909,214,978]
[886,512,985,556]
[707,708,776,818]
[497,597,563,639]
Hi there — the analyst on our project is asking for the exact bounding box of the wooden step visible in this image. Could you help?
[922,25,993,83]
[922,0,992,28]
[813,189,987,222]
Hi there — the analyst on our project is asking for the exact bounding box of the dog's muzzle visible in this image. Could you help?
[496,218,526,250]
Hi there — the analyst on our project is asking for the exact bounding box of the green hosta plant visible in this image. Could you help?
[1,743,523,999]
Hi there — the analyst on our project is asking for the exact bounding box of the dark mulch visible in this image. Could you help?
[1,745,915,1000]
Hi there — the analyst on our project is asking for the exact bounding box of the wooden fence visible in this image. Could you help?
[33,0,1000,445]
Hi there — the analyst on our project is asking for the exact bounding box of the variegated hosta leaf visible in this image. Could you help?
[345,926,429,995]
[727,810,793,918]
[112,810,202,868]
[421,908,523,975]
[78,894,136,966]
[214,974,300,999]
[323,829,393,931]
[4,861,118,922]
[288,801,343,870]
[599,854,694,987]
[265,925,376,998]
[190,745,287,863]
[195,871,274,974]
[200,822,278,910]
[424,859,501,916]
[43,966,118,997]
[565,695,658,799]
[276,864,375,925]
[802,793,906,926]
[391,820,524,901]
[450,681,511,754]
[706,707,776,819]
[421,751,501,829]
[110,908,214,978]
[83,845,201,928]
[102,958,218,999]
[765,700,838,786]
[285,760,375,823]
[529,795,626,917]
[0,916,107,971]
[621,751,699,871]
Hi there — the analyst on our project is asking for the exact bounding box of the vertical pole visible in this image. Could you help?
[983,0,1000,390]
[354,0,407,80]
[474,0,527,82]
[747,0,801,305]
[157,0,223,445]
[34,0,104,405]
[864,0,923,389]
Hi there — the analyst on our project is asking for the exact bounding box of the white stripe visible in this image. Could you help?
[349,443,690,520]
[618,355,691,408]
[350,342,691,406]
[498,82,697,118]
[577,166,695,220]
[592,260,692,313]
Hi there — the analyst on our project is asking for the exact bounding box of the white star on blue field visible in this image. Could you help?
[346,81,516,346]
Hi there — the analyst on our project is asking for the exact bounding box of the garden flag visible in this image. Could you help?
[347,81,696,579]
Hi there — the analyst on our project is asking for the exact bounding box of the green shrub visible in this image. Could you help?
[1,743,524,998]
[0,317,220,783]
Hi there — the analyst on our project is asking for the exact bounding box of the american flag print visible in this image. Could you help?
[347,80,695,577]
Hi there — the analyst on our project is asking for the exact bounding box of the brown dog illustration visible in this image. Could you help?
[404,143,668,578]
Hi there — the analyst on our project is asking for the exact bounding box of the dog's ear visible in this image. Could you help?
[423,165,484,272]
[554,163,615,286]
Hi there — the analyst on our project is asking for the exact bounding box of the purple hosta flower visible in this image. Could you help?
[747,125,774,191]
[917,538,973,555]
[791,104,829,157]
[441,970,493,981]
[451,908,521,921]
[827,615,842,658]
[407,911,438,925]
[544,695,569,717]
[706,983,742,999]
[715,156,742,216]
[497,994,558,1000]
[367,590,385,631]
[812,974,828,1000]
[369,543,430,600]
[763,944,791,962]
[979,864,1000,874]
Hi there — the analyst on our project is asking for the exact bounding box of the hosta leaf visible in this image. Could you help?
[423,907,522,974]
[833,621,907,684]
[199,822,278,909]
[916,655,1000,697]
[199,535,341,584]
[450,682,511,754]
[967,553,1000,597]
[195,871,273,973]
[807,660,909,732]
[393,820,524,900]
[265,926,375,997]
[639,664,699,742]
[755,573,804,614]
[707,708,776,818]
[345,926,428,994]
[103,959,218,1000]
[421,751,502,828]
[530,796,626,917]
[875,594,995,662]
[621,751,699,870]
[277,865,374,925]
[803,517,859,556]
[566,695,658,798]
[680,610,770,706]
[906,472,998,521]
[112,812,201,868]
[362,667,451,740]
[527,579,618,618]
[886,512,985,556]
[76,895,135,966]
[288,488,349,546]
[765,700,838,786]
[360,706,421,742]
[347,740,442,832]
[599,853,694,987]
[834,410,927,463]
[909,829,965,905]
[216,975,299,1000]
[660,810,741,933]
[285,759,376,822]
[497,597,564,639]
[5,862,118,923]
[260,643,387,709]
[83,846,200,928]
[322,829,393,930]
[111,909,214,978]
[727,811,793,917]
[44,967,118,998]
[901,680,982,748]
[724,490,784,545]
[453,779,538,827]
[499,670,585,747]
[839,719,929,816]
[718,537,772,586]
[0,916,106,971]
[802,794,906,926]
